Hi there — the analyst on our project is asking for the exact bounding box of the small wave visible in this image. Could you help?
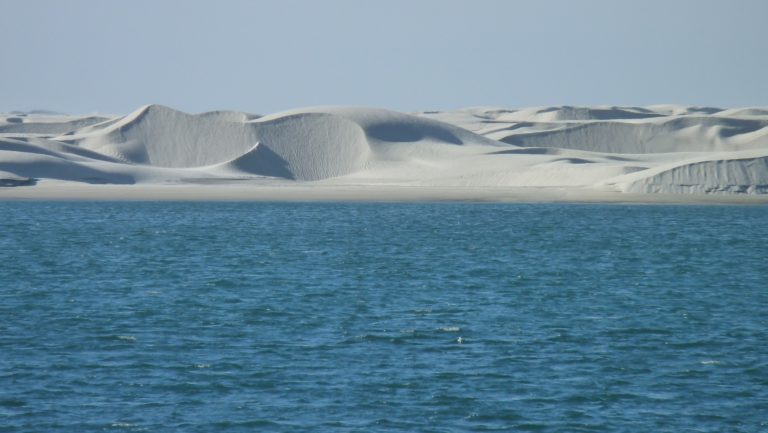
[116,335,136,342]
[440,326,461,332]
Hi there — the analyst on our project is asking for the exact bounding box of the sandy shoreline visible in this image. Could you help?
[2,183,767,205]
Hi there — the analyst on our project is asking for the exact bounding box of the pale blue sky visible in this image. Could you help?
[2,0,766,114]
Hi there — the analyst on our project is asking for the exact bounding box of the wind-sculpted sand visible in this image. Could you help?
[2,104,768,202]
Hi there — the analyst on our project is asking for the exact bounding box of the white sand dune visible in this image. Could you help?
[2,104,768,201]
[605,149,768,194]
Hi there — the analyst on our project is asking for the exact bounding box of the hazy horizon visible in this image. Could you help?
[2,0,767,115]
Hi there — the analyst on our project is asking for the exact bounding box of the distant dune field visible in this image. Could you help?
[2,105,768,201]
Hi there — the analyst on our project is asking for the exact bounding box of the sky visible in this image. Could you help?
[2,0,767,115]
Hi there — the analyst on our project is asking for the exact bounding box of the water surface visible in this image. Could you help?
[1,202,766,432]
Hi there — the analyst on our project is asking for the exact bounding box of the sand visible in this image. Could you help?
[2,105,768,203]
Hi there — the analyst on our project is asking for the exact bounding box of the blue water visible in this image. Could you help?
[1,202,767,432]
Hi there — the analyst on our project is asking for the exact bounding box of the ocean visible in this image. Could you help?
[1,202,766,432]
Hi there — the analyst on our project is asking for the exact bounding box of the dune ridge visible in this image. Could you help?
[2,104,768,199]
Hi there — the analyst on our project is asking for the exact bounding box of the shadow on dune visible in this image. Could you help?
[0,159,135,185]
[536,106,667,120]
[367,123,462,145]
[551,157,594,164]
[489,147,559,155]
[225,142,295,180]
[0,177,37,187]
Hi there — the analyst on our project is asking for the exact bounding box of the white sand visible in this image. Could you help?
[2,105,768,203]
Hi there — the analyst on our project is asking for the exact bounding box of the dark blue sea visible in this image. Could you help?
[1,202,766,432]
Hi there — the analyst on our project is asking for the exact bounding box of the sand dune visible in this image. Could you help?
[58,105,259,167]
[605,150,768,194]
[2,104,768,200]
